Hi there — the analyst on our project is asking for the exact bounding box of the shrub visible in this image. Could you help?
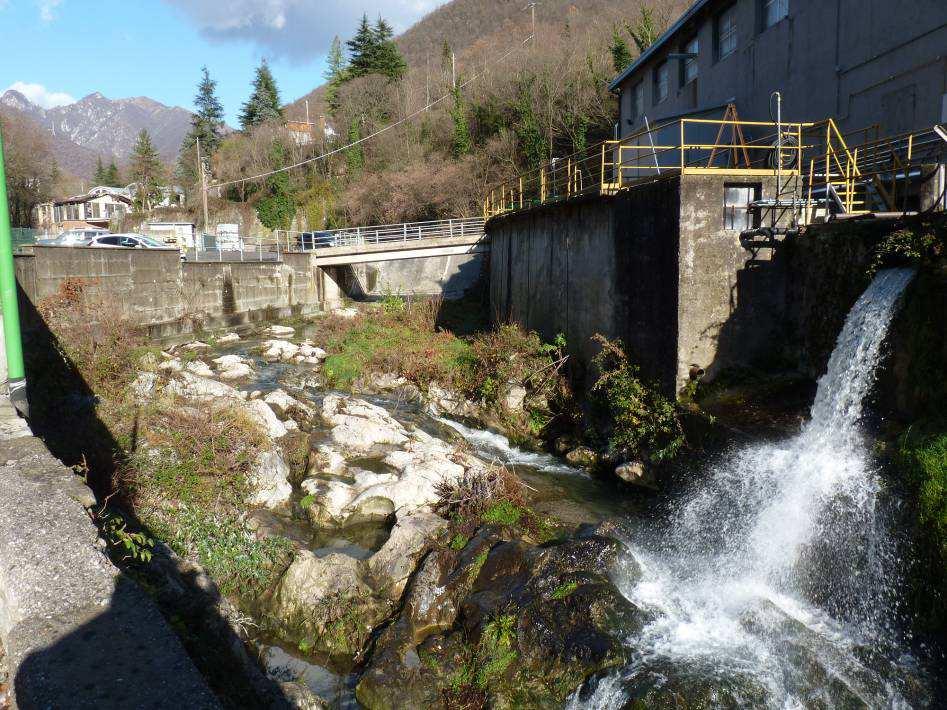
[868,218,946,276]
[590,334,685,462]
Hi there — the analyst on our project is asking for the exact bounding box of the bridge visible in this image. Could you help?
[274,217,487,266]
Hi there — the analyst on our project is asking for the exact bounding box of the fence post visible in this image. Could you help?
[403,223,407,242]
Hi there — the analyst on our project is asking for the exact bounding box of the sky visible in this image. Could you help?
[0,0,446,124]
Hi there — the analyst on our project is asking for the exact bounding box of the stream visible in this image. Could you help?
[203,267,933,708]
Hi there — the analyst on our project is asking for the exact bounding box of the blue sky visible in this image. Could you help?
[0,0,445,124]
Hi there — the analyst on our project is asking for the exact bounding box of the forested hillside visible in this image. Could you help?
[184,0,686,231]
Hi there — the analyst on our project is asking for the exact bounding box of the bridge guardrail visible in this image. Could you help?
[276,217,486,252]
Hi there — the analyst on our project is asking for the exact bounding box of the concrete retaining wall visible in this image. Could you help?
[342,253,485,299]
[488,174,785,393]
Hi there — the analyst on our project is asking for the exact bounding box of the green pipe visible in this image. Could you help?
[0,126,27,411]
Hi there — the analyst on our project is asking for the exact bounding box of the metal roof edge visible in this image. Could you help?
[607,0,712,92]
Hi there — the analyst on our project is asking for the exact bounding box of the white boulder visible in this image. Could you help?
[185,360,215,378]
[264,325,296,337]
[264,389,313,420]
[245,399,289,439]
[217,332,241,344]
[262,339,300,362]
[165,372,245,401]
[247,449,292,508]
[367,512,447,602]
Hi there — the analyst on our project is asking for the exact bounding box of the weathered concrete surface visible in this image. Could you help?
[488,174,787,394]
[340,252,486,300]
[0,397,219,708]
[310,234,488,266]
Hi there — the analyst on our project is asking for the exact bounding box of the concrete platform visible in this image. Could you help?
[0,397,219,709]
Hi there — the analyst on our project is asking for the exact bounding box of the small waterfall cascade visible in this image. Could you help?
[578,268,923,708]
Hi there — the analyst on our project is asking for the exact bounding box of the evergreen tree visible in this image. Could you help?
[104,161,122,187]
[184,66,226,153]
[449,86,471,158]
[129,129,163,211]
[256,141,297,230]
[346,15,377,78]
[93,156,107,185]
[239,60,283,130]
[610,26,633,73]
[372,18,407,80]
[324,36,347,115]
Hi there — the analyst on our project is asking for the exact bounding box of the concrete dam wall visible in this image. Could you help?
[487,173,786,394]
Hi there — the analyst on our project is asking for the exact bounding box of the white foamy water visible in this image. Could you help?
[435,415,585,475]
[573,268,922,708]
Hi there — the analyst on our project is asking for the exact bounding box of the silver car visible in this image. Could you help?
[85,233,170,249]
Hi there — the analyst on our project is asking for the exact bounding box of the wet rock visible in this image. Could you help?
[181,340,211,351]
[262,339,300,362]
[309,446,346,476]
[247,450,292,509]
[264,389,313,421]
[216,332,241,345]
[614,460,658,489]
[553,435,580,455]
[270,551,391,657]
[426,383,481,419]
[295,344,327,364]
[565,446,598,467]
[278,682,328,710]
[265,325,296,337]
[321,395,408,452]
[245,399,289,439]
[165,372,246,401]
[185,360,215,378]
[302,470,399,527]
[218,363,253,381]
[367,512,447,602]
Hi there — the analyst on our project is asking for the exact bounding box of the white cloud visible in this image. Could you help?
[37,0,63,22]
[163,0,447,62]
[5,81,75,108]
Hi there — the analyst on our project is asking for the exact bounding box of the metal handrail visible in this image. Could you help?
[276,217,486,252]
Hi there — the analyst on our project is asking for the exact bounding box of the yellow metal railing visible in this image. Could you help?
[484,114,945,220]
[484,116,808,218]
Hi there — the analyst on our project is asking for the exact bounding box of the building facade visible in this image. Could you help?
[611,0,947,138]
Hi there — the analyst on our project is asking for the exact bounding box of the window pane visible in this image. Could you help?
[684,37,699,83]
[654,62,668,103]
[717,7,737,58]
[763,0,788,28]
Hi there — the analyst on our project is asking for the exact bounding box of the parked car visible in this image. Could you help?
[85,233,169,249]
[39,228,110,246]
[297,231,335,250]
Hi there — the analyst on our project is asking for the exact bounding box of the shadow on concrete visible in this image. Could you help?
[335,253,488,304]
[17,284,294,708]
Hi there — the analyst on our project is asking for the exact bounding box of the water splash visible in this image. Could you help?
[435,415,584,475]
[578,268,922,708]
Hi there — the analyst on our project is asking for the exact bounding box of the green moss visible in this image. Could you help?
[299,494,315,509]
[550,581,579,600]
[896,417,947,634]
[467,549,489,585]
[449,532,470,550]
[482,500,523,526]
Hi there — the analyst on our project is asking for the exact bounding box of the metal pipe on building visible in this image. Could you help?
[0,128,27,417]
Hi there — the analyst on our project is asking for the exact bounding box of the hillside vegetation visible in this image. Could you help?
[183,0,685,232]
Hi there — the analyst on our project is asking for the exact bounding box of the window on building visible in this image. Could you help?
[682,36,699,85]
[715,5,737,60]
[630,80,645,121]
[653,61,669,104]
[723,183,760,230]
[761,0,788,29]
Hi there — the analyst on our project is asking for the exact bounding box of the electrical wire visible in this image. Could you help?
[209,35,534,191]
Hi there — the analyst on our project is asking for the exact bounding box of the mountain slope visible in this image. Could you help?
[0,89,192,178]
[285,0,685,122]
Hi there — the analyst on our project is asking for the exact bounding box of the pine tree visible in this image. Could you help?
[105,161,121,187]
[346,15,378,78]
[324,36,347,115]
[129,129,163,211]
[93,156,107,185]
[372,18,407,80]
[449,86,471,158]
[184,66,226,154]
[239,60,283,130]
[610,26,633,73]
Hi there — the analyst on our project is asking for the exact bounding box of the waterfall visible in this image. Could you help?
[576,268,920,708]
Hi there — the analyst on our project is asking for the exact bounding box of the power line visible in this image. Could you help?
[210,35,533,191]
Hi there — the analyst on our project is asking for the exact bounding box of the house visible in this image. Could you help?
[287,116,337,146]
[33,186,133,232]
[610,0,947,139]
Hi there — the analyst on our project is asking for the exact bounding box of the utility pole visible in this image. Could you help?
[526,2,537,45]
[196,137,209,235]
[451,51,456,90]
[305,99,310,127]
